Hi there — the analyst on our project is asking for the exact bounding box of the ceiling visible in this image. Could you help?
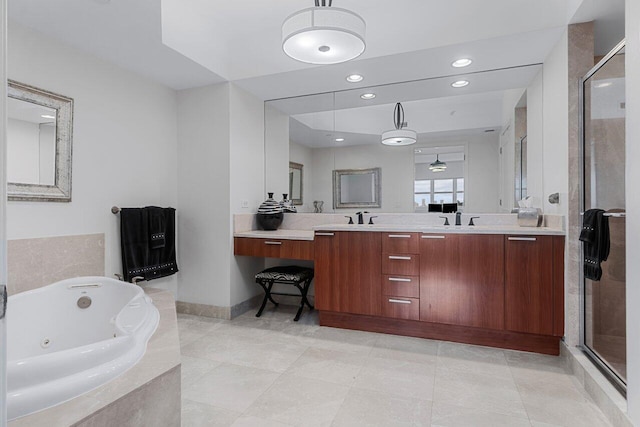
[8,0,624,100]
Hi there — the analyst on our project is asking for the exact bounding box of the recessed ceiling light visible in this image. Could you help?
[41,114,55,119]
[360,93,376,100]
[346,74,364,83]
[451,80,469,88]
[335,138,345,142]
[452,58,472,68]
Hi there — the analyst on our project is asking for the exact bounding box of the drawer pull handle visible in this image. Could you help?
[421,235,445,239]
[388,298,412,304]
[388,255,412,260]
[315,232,335,236]
[508,237,537,241]
[388,277,412,282]
[388,234,411,238]
[264,241,282,245]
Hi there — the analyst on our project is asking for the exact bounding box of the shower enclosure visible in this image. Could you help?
[580,39,627,390]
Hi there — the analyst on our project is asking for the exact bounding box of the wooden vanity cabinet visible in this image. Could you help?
[381,233,420,320]
[419,234,505,330]
[314,231,382,316]
[234,237,314,260]
[504,235,563,336]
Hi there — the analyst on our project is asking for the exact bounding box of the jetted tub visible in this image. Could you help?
[6,276,159,420]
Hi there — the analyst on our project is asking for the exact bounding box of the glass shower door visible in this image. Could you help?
[581,40,626,388]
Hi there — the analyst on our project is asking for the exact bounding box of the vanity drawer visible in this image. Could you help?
[381,297,419,320]
[382,233,419,254]
[234,237,314,260]
[382,275,419,298]
[382,254,420,276]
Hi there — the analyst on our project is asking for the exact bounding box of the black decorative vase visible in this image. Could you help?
[257,192,284,231]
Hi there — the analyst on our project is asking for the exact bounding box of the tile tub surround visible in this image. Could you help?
[9,288,181,427]
[7,233,105,295]
[178,307,612,427]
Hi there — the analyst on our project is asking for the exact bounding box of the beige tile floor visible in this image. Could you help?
[178,307,612,427]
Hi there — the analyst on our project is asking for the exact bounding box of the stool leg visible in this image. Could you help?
[302,278,314,310]
[256,280,278,318]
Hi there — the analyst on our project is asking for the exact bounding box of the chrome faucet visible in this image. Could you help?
[455,211,462,226]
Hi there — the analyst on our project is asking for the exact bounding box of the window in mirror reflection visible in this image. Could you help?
[414,146,466,213]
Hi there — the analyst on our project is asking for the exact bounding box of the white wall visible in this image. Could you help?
[625,0,640,421]
[7,22,179,294]
[542,30,570,216]
[177,82,266,308]
[229,83,265,306]
[6,118,39,184]
[176,84,230,306]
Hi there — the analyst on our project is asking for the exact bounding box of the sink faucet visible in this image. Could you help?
[455,211,462,226]
[355,211,369,225]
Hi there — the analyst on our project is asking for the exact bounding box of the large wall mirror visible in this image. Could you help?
[7,80,73,202]
[265,64,543,214]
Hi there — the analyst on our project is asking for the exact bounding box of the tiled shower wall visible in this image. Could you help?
[7,233,105,295]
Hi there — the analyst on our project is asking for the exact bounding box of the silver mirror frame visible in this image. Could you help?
[289,162,303,206]
[333,167,382,209]
[7,80,73,202]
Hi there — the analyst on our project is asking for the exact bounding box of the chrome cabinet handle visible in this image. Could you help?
[507,237,537,241]
[421,235,445,239]
[388,298,411,304]
[1,285,7,320]
[315,232,335,236]
[388,234,411,238]
[264,241,282,245]
[388,255,412,260]
[388,277,412,282]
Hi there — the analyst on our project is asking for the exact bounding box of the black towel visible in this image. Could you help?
[120,206,178,283]
[579,209,610,281]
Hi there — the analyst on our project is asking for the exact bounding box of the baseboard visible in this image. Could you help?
[561,341,633,427]
[176,294,263,320]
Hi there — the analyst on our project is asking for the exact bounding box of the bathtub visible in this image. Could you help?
[6,276,160,421]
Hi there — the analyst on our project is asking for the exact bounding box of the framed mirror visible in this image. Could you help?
[333,167,381,209]
[289,162,303,205]
[7,80,73,202]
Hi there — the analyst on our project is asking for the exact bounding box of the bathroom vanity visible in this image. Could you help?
[234,216,565,355]
[312,228,564,355]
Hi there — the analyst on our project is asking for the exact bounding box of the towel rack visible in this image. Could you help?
[111,206,121,214]
[579,212,626,218]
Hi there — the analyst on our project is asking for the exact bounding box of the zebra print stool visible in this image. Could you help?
[254,266,314,321]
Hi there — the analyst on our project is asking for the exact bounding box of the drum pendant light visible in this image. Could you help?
[381,103,417,146]
[282,0,366,65]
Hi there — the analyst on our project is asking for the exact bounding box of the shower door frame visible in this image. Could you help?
[578,38,627,393]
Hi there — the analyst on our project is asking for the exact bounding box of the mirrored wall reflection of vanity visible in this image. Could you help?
[265,65,541,215]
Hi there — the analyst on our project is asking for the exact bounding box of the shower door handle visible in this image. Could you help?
[0,284,6,320]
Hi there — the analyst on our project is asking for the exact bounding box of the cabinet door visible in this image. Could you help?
[313,231,339,312]
[314,231,382,316]
[336,231,382,316]
[505,235,554,335]
[420,234,505,330]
